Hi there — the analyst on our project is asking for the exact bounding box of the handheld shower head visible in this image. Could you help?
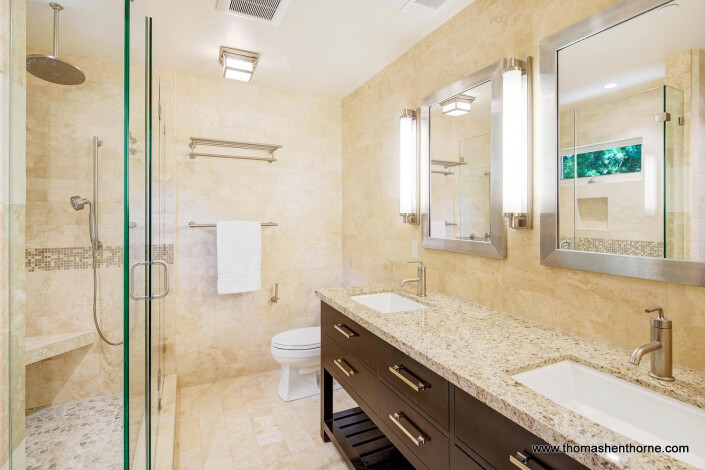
[70,195,89,210]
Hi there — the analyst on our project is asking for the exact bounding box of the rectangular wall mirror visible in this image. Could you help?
[421,60,506,257]
[540,0,705,285]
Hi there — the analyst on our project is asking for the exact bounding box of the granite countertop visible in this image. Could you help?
[315,284,705,470]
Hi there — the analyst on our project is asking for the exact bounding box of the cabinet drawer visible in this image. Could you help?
[322,302,378,371]
[380,383,449,470]
[322,332,378,412]
[453,446,486,470]
[455,388,589,470]
[379,341,449,428]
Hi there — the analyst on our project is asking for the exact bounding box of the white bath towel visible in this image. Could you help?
[431,220,446,238]
[216,221,261,294]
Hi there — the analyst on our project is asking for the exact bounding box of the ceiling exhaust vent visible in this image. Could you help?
[400,0,450,19]
[216,0,293,25]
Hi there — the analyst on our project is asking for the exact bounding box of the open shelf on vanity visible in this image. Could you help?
[323,407,414,470]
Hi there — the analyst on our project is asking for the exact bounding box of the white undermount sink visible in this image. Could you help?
[351,292,426,313]
[513,360,705,468]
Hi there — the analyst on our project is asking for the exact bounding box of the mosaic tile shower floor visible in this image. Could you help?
[26,393,122,470]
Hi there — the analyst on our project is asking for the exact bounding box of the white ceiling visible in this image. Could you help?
[558,0,705,107]
[27,0,475,98]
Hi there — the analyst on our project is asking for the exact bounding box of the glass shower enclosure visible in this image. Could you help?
[126,1,172,467]
[558,85,686,259]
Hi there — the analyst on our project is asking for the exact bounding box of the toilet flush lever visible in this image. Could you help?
[271,283,280,303]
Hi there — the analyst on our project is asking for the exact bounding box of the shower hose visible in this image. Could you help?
[91,241,123,346]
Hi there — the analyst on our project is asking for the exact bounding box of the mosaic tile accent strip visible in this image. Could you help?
[26,244,174,272]
[560,237,664,257]
[26,393,122,470]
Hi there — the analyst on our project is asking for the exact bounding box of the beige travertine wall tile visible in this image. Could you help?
[341,0,705,372]
[24,51,126,408]
[173,73,342,387]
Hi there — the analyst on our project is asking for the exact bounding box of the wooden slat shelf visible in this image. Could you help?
[323,407,414,470]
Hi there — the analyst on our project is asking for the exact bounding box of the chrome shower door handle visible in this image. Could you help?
[152,260,170,299]
[129,261,150,301]
[129,260,169,300]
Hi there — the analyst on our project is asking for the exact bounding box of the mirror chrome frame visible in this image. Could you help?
[421,59,505,258]
[538,0,705,286]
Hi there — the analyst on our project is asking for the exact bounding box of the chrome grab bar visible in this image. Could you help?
[388,412,426,446]
[129,260,169,301]
[334,324,358,339]
[93,136,103,249]
[333,358,355,377]
[389,365,428,392]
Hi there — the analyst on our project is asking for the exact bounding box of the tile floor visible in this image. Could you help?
[25,393,122,470]
[175,369,356,470]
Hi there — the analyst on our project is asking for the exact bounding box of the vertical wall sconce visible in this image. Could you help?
[400,108,419,224]
[502,57,533,229]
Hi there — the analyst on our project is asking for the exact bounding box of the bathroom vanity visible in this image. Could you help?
[317,286,705,470]
[319,301,586,470]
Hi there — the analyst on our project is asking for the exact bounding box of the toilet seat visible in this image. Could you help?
[271,326,321,351]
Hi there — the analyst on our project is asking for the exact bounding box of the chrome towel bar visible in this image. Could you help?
[188,137,282,162]
[189,221,278,227]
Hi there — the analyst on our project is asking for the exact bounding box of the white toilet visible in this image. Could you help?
[271,326,322,401]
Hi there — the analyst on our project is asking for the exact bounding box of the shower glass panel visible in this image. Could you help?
[126,0,169,467]
[558,86,676,258]
[664,86,686,259]
[458,134,491,241]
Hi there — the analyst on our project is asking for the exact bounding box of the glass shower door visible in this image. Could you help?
[125,1,169,468]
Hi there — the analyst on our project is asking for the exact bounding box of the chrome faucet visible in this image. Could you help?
[629,307,674,382]
[400,260,426,297]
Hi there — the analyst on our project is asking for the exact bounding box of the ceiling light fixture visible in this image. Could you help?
[220,46,259,82]
[441,95,474,116]
[603,83,618,89]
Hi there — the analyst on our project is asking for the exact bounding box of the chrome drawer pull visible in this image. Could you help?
[389,412,426,446]
[334,323,359,339]
[510,451,546,470]
[389,365,428,391]
[334,358,355,377]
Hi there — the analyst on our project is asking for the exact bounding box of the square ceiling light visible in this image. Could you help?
[441,95,474,116]
[220,47,260,82]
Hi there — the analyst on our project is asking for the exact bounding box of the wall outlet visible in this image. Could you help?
[411,241,419,259]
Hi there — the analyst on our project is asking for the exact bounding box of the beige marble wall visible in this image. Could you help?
[173,74,342,387]
[24,52,124,409]
[341,0,705,372]
[1,0,27,467]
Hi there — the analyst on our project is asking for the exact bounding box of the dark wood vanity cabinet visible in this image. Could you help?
[321,301,591,470]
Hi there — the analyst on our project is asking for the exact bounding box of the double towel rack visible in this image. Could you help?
[189,221,278,227]
[189,137,282,163]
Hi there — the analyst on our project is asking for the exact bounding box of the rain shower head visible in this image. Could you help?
[70,196,89,210]
[26,3,86,85]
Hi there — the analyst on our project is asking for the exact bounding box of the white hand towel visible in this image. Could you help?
[216,221,261,294]
[431,220,446,238]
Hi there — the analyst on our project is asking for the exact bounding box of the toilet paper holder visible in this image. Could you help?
[271,283,280,303]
